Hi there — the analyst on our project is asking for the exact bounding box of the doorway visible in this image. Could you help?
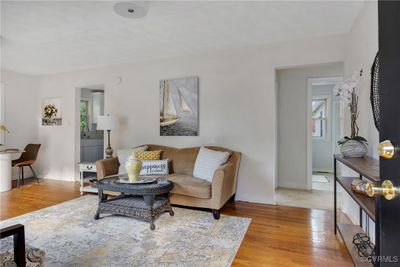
[276,62,344,210]
[76,85,105,164]
[307,77,343,192]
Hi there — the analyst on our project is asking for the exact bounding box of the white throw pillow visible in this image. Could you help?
[193,147,230,182]
[140,159,169,176]
[117,145,148,174]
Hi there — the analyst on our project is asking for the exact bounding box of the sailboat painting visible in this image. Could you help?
[160,77,199,136]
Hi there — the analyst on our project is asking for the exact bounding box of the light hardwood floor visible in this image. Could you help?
[0,179,352,266]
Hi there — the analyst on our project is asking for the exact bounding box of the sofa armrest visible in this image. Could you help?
[211,163,236,208]
[96,157,120,179]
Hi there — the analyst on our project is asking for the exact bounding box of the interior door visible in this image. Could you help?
[376,0,400,265]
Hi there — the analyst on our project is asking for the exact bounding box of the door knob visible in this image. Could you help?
[365,180,399,200]
[377,140,396,159]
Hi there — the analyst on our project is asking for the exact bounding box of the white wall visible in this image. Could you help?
[343,1,379,156]
[277,63,343,190]
[1,69,39,179]
[32,34,346,204]
[340,1,379,224]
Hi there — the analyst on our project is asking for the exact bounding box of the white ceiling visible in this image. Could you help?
[1,1,363,75]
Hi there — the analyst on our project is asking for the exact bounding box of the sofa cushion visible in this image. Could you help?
[166,174,211,199]
[146,145,177,160]
[134,150,161,160]
[172,147,200,175]
[140,159,169,176]
[193,147,230,182]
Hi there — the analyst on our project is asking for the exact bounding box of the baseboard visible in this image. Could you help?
[313,169,333,173]
[235,194,275,205]
[37,175,76,182]
[11,176,35,181]
[277,181,308,190]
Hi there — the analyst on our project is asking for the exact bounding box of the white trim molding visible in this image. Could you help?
[306,76,342,190]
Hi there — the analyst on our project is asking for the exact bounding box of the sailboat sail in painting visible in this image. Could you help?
[160,81,179,126]
[178,89,193,114]
[160,77,199,136]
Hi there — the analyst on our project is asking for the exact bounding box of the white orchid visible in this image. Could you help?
[334,71,360,107]
[334,70,367,145]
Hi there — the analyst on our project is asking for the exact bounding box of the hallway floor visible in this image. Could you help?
[312,172,334,191]
[276,172,340,210]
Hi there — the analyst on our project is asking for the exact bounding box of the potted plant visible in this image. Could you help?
[333,71,368,157]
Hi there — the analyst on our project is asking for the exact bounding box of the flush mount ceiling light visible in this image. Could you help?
[113,1,149,19]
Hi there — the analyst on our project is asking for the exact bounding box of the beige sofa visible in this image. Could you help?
[96,144,241,219]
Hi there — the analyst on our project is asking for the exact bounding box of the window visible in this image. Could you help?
[80,100,89,131]
[312,98,328,138]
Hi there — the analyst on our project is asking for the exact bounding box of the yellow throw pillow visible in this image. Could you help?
[134,150,162,160]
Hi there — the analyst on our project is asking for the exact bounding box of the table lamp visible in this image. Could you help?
[97,115,119,158]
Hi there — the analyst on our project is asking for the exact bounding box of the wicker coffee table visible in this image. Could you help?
[94,175,174,230]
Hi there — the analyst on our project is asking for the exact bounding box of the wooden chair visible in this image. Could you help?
[12,144,41,187]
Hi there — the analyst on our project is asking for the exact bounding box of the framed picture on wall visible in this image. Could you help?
[42,98,62,126]
[160,77,199,136]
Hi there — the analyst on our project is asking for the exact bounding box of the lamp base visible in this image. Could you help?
[105,146,114,159]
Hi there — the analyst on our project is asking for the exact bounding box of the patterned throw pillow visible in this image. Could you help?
[134,150,162,160]
[140,159,169,176]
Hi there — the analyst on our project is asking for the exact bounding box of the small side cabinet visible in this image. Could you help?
[79,162,98,195]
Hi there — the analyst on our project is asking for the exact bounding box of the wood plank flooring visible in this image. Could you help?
[0,178,81,220]
[0,179,353,266]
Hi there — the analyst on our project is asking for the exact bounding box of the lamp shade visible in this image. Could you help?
[97,115,118,130]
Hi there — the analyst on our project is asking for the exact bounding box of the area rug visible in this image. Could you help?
[0,195,250,267]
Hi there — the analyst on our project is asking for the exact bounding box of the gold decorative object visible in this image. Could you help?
[377,140,395,159]
[366,180,399,200]
[351,179,368,195]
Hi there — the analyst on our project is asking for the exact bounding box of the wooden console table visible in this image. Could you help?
[334,154,379,267]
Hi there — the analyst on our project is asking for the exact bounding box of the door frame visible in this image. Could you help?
[306,76,343,190]
[0,82,5,145]
[74,84,105,181]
